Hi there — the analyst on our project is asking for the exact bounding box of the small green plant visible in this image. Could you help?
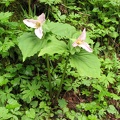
[17,13,100,103]
[0,0,119,119]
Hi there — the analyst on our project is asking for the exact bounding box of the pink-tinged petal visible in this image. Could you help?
[38,13,45,24]
[72,42,78,47]
[79,42,93,52]
[35,27,43,39]
[23,19,38,28]
[78,28,86,41]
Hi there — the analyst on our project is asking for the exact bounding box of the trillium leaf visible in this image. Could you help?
[17,32,46,61]
[38,36,67,56]
[70,50,101,78]
[47,22,76,38]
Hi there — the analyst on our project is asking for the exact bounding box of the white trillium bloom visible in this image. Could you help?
[72,28,93,52]
[23,13,45,39]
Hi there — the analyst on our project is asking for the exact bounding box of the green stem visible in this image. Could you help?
[28,0,31,16]
[56,54,70,100]
[46,54,52,98]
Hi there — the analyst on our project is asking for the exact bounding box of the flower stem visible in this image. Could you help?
[28,0,31,16]
[46,54,52,98]
[56,54,70,100]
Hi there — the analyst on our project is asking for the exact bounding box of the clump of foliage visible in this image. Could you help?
[0,0,119,120]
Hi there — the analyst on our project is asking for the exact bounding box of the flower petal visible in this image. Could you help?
[72,42,78,47]
[78,28,86,41]
[37,13,45,24]
[79,42,93,52]
[35,27,43,39]
[23,19,38,28]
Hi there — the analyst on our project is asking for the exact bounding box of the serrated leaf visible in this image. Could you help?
[70,50,101,78]
[47,22,76,38]
[0,27,5,35]
[116,85,120,93]
[40,0,61,5]
[88,114,98,120]
[17,32,46,61]
[0,107,12,119]
[38,36,67,56]
[26,108,35,119]
[107,105,118,114]
[109,31,119,38]
[6,99,21,110]
[58,99,67,108]
[110,93,120,100]
[21,116,33,120]
[39,101,46,108]
[0,107,8,116]
[0,76,8,86]
[0,12,13,22]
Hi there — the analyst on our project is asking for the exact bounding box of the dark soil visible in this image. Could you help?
[63,90,120,120]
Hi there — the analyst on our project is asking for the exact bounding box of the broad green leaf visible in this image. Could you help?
[70,50,101,78]
[47,22,76,38]
[38,36,67,56]
[17,32,46,61]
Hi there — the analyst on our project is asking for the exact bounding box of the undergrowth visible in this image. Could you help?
[0,0,120,120]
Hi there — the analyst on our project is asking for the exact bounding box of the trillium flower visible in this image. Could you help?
[72,28,93,52]
[23,13,45,39]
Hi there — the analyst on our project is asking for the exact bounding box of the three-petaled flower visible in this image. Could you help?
[23,13,45,39]
[72,28,92,52]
